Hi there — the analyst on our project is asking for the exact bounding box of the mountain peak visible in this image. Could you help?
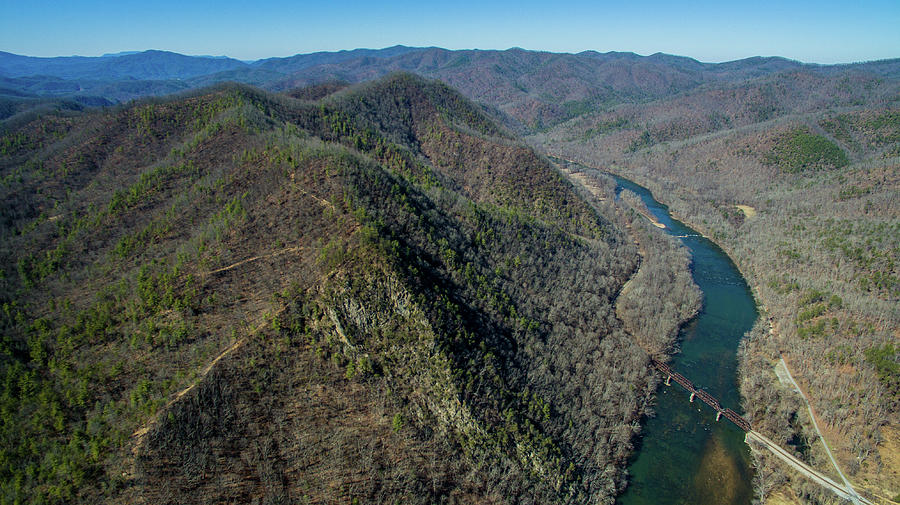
[101,51,142,57]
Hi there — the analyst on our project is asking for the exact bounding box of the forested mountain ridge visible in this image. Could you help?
[5,43,897,504]
[532,64,900,504]
[3,46,899,128]
[0,73,701,504]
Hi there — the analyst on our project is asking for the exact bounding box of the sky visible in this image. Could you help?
[1,0,898,64]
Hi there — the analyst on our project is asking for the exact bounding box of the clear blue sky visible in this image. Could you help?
[1,0,898,63]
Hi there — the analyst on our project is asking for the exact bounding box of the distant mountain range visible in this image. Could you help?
[2,46,899,126]
[1,44,898,505]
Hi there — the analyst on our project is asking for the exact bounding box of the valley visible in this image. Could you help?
[533,71,899,504]
[1,46,898,505]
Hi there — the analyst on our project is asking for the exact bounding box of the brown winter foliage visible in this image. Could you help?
[532,67,900,504]
[0,74,701,504]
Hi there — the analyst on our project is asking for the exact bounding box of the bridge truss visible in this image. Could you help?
[651,359,751,431]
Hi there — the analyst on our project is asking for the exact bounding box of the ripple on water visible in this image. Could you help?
[611,173,755,505]
[691,433,743,503]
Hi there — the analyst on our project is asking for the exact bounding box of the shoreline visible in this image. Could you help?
[604,170,757,505]
[589,164,888,505]
[551,154,769,503]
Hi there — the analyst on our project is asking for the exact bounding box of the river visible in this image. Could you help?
[612,175,758,505]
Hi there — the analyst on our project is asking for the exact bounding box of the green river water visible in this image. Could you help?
[613,175,758,505]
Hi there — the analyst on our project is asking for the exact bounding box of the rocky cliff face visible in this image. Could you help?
[0,74,697,504]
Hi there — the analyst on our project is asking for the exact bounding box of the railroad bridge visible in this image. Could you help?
[651,359,751,431]
[649,359,871,503]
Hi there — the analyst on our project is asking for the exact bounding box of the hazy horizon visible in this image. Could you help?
[2,0,898,65]
[2,44,898,67]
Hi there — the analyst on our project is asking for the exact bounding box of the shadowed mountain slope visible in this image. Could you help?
[0,73,703,504]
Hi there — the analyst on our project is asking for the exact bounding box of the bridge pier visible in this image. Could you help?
[650,358,752,432]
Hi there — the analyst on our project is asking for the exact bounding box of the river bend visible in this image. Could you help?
[613,175,757,505]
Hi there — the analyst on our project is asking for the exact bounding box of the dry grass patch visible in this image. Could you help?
[735,204,757,218]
